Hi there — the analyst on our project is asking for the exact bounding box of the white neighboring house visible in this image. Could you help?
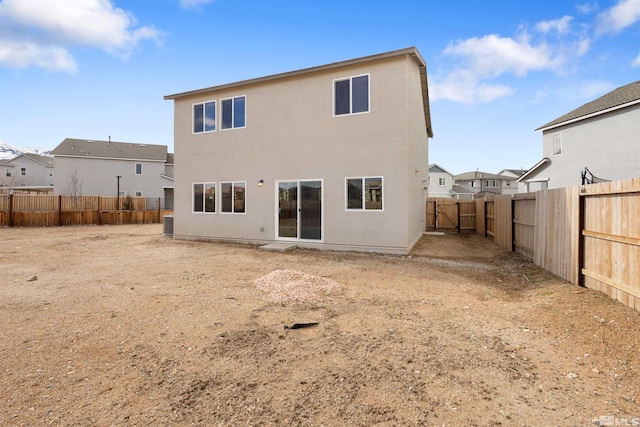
[51,138,174,201]
[428,164,454,198]
[454,171,519,198]
[498,169,527,193]
[1,153,54,193]
[519,80,640,191]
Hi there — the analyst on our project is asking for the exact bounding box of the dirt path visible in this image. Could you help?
[1,224,638,426]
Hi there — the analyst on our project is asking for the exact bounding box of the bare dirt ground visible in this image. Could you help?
[1,224,639,426]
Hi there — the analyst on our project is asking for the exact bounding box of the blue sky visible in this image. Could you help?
[1,0,639,174]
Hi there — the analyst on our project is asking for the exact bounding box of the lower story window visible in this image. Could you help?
[221,181,245,213]
[193,182,216,213]
[346,177,383,210]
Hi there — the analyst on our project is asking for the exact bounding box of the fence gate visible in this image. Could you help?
[425,199,477,233]
[579,186,640,308]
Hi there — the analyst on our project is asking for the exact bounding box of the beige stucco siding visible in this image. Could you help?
[172,53,429,253]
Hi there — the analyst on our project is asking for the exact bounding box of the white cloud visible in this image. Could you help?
[432,12,598,105]
[442,34,562,78]
[0,40,77,72]
[430,69,516,104]
[577,2,599,14]
[632,53,640,66]
[596,0,640,34]
[431,33,565,103]
[0,0,161,72]
[535,16,573,34]
[179,0,215,9]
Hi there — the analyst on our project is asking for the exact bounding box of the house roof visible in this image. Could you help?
[537,80,640,131]
[51,138,168,162]
[428,163,454,175]
[516,158,550,182]
[451,185,474,194]
[499,168,527,177]
[164,47,433,138]
[9,153,54,167]
[454,171,516,181]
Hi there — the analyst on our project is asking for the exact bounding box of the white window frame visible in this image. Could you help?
[438,177,446,186]
[20,167,26,176]
[345,176,384,211]
[220,181,246,214]
[135,163,143,175]
[485,180,498,188]
[192,182,216,214]
[193,100,217,134]
[220,96,246,130]
[333,74,370,117]
[135,191,142,197]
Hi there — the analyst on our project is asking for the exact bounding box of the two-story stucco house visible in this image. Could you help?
[164,47,433,254]
[428,164,455,198]
[519,80,640,191]
[454,171,519,198]
[1,153,54,193]
[51,138,174,201]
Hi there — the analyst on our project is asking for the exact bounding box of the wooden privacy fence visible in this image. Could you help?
[425,198,477,233]
[0,195,173,227]
[426,177,640,311]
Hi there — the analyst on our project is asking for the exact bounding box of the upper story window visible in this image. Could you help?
[485,180,498,188]
[334,74,369,116]
[20,167,26,176]
[221,96,246,130]
[135,163,142,175]
[5,168,10,177]
[438,178,446,186]
[552,134,562,155]
[193,101,216,133]
[346,176,383,210]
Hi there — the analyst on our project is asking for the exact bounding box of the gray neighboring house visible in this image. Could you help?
[2,153,54,193]
[454,171,519,198]
[51,138,174,201]
[164,47,433,254]
[519,80,640,191]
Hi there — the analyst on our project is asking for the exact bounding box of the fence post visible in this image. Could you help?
[58,195,63,227]
[8,194,13,227]
[157,197,161,223]
[97,196,102,225]
[456,201,461,234]
[577,191,586,287]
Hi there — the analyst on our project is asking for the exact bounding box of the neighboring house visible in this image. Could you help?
[520,80,640,191]
[454,171,518,198]
[3,153,54,193]
[0,160,14,193]
[428,164,454,198]
[51,138,174,201]
[164,47,433,254]
[499,168,527,193]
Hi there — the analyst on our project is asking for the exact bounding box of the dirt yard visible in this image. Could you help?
[1,224,639,426]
